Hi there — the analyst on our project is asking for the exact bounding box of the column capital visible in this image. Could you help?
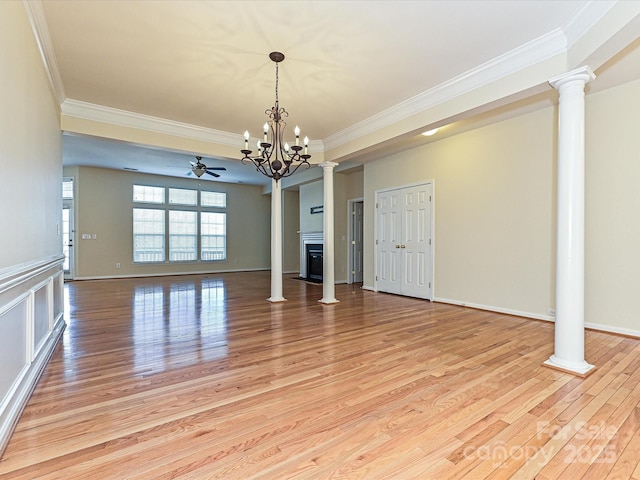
[319,161,339,170]
[549,66,596,90]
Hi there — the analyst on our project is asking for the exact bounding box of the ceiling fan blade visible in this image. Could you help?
[207,167,226,171]
[205,171,220,178]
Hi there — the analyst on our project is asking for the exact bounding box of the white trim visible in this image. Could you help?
[434,296,554,323]
[72,267,270,281]
[299,232,323,279]
[585,322,640,339]
[22,0,66,106]
[323,29,568,151]
[0,255,65,296]
[61,99,241,147]
[562,1,617,50]
[362,285,375,292]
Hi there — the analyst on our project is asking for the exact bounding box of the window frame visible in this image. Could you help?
[132,185,227,264]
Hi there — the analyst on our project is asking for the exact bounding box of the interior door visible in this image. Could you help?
[402,184,432,299]
[376,183,432,299]
[376,190,402,294]
[350,201,364,283]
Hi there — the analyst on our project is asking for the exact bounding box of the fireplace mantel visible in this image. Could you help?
[299,231,323,278]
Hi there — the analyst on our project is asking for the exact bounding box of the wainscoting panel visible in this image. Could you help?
[0,256,65,458]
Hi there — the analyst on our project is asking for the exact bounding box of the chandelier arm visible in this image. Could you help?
[240,51,310,182]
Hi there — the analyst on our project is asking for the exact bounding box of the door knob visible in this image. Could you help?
[395,245,400,248]
[401,245,406,248]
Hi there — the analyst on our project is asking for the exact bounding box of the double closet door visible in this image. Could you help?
[376,183,433,300]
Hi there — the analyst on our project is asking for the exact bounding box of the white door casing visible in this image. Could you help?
[376,183,433,300]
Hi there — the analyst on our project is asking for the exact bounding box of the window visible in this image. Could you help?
[62,178,74,199]
[201,191,226,208]
[133,185,226,263]
[133,208,165,262]
[169,210,197,261]
[169,188,197,206]
[133,185,165,204]
[201,212,226,261]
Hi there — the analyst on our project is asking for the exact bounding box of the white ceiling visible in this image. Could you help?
[36,0,640,186]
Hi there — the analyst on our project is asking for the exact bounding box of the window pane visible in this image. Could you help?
[133,185,165,204]
[62,178,74,199]
[201,212,226,261]
[169,210,197,261]
[201,191,226,208]
[133,208,165,262]
[169,188,197,206]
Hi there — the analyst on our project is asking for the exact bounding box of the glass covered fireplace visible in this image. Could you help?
[306,244,323,282]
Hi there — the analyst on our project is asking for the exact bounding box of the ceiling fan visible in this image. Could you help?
[189,156,226,178]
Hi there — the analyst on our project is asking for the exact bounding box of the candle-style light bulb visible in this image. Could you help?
[294,125,300,146]
[303,136,309,154]
[257,140,262,155]
[243,130,249,150]
[263,123,269,142]
[284,142,290,152]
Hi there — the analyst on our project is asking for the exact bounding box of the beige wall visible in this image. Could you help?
[364,106,557,318]
[64,166,273,278]
[298,169,363,283]
[0,2,65,456]
[1,2,62,268]
[364,78,640,334]
[585,78,640,334]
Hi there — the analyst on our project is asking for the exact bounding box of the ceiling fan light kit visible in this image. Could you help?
[190,156,226,178]
[241,52,311,181]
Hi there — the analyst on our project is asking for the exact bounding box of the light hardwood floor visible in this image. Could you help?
[1,271,640,479]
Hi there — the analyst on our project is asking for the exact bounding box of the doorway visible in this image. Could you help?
[62,177,74,280]
[375,183,433,300]
[348,199,364,284]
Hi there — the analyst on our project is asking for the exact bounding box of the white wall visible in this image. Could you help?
[0,2,65,457]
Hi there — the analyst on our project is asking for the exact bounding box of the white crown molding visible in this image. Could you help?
[562,0,617,50]
[62,99,242,147]
[22,0,66,107]
[323,1,617,152]
[62,98,326,153]
[323,28,568,151]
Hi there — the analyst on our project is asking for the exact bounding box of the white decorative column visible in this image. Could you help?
[544,66,595,376]
[319,162,339,304]
[268,178,286,302]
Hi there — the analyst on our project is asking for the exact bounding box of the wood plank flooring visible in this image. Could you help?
[1,271,640,479]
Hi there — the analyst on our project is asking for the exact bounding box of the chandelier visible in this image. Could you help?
[241,52,311,181]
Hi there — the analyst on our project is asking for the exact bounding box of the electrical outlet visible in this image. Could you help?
[116,263,121,269]
[548,308,555,317]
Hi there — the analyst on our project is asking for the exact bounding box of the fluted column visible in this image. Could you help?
[268,178,286,302]
[319,162,339,304]
[544,66,595,376]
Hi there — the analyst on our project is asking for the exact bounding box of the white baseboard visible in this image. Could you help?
[434,296,554,322]
[73,267,270,281]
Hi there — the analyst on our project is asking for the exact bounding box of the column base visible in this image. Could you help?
[318,298,340,305]
[543,355,595,377]
[267,297,287,303]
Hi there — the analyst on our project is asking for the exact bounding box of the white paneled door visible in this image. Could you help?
[376,183,432,300]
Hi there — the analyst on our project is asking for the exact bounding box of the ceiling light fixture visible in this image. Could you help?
[241,52,311,181]
[422,128,439,136]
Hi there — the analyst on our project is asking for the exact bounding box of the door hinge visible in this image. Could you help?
[352,240,356,245]
[430,195,432,202]
[429,282,431,288]
[352,270,356,275]
[376,202,379,208]
[429,238,431,245]
[376,239,378,245]
[376,275,378,281]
